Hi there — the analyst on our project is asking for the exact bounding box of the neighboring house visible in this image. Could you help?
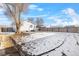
[19,21,36,32]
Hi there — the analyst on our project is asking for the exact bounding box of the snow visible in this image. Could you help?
[0,32,15,35]
[21,32,56,42]
[42,33,79,56]
[20,32,79,56]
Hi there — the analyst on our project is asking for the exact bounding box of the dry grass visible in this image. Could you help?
[0,32,30,46]
[10,32,30,43]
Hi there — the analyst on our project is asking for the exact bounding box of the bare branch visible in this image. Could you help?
[0,3,29,33]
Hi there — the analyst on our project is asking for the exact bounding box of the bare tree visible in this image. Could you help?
[0,3,29,34]
[27,17,34,23]
[35,17,44,28]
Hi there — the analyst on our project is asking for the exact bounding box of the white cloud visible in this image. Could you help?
[62,8,76,16]
[0,8,5,15]
[0,17,12,25]
[37,8,44,11]
[51,19,73,27]
[47,8,79,27]
[29,4,44,11]
[29,4,38,10]
[0,8,5,12]
[47,16,65,27]
[47,16,58,20]
[52,19,65,27]
[47,16,67,27]
[22,14,47,18]
[62,8,79,26]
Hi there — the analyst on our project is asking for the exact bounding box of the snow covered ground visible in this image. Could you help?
[42,33,79,56]
[20,32,79,56]
[0,32,15,35]
[21,32,56,42]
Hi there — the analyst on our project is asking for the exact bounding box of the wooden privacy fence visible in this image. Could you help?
[0,25,79,33]
[38,26,79,33]
[0,27,15,32]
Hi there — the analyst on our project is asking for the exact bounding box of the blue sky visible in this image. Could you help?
[0,3,79,27]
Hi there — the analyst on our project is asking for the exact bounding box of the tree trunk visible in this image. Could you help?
[15,20,20,34]
[15,5,21,34]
